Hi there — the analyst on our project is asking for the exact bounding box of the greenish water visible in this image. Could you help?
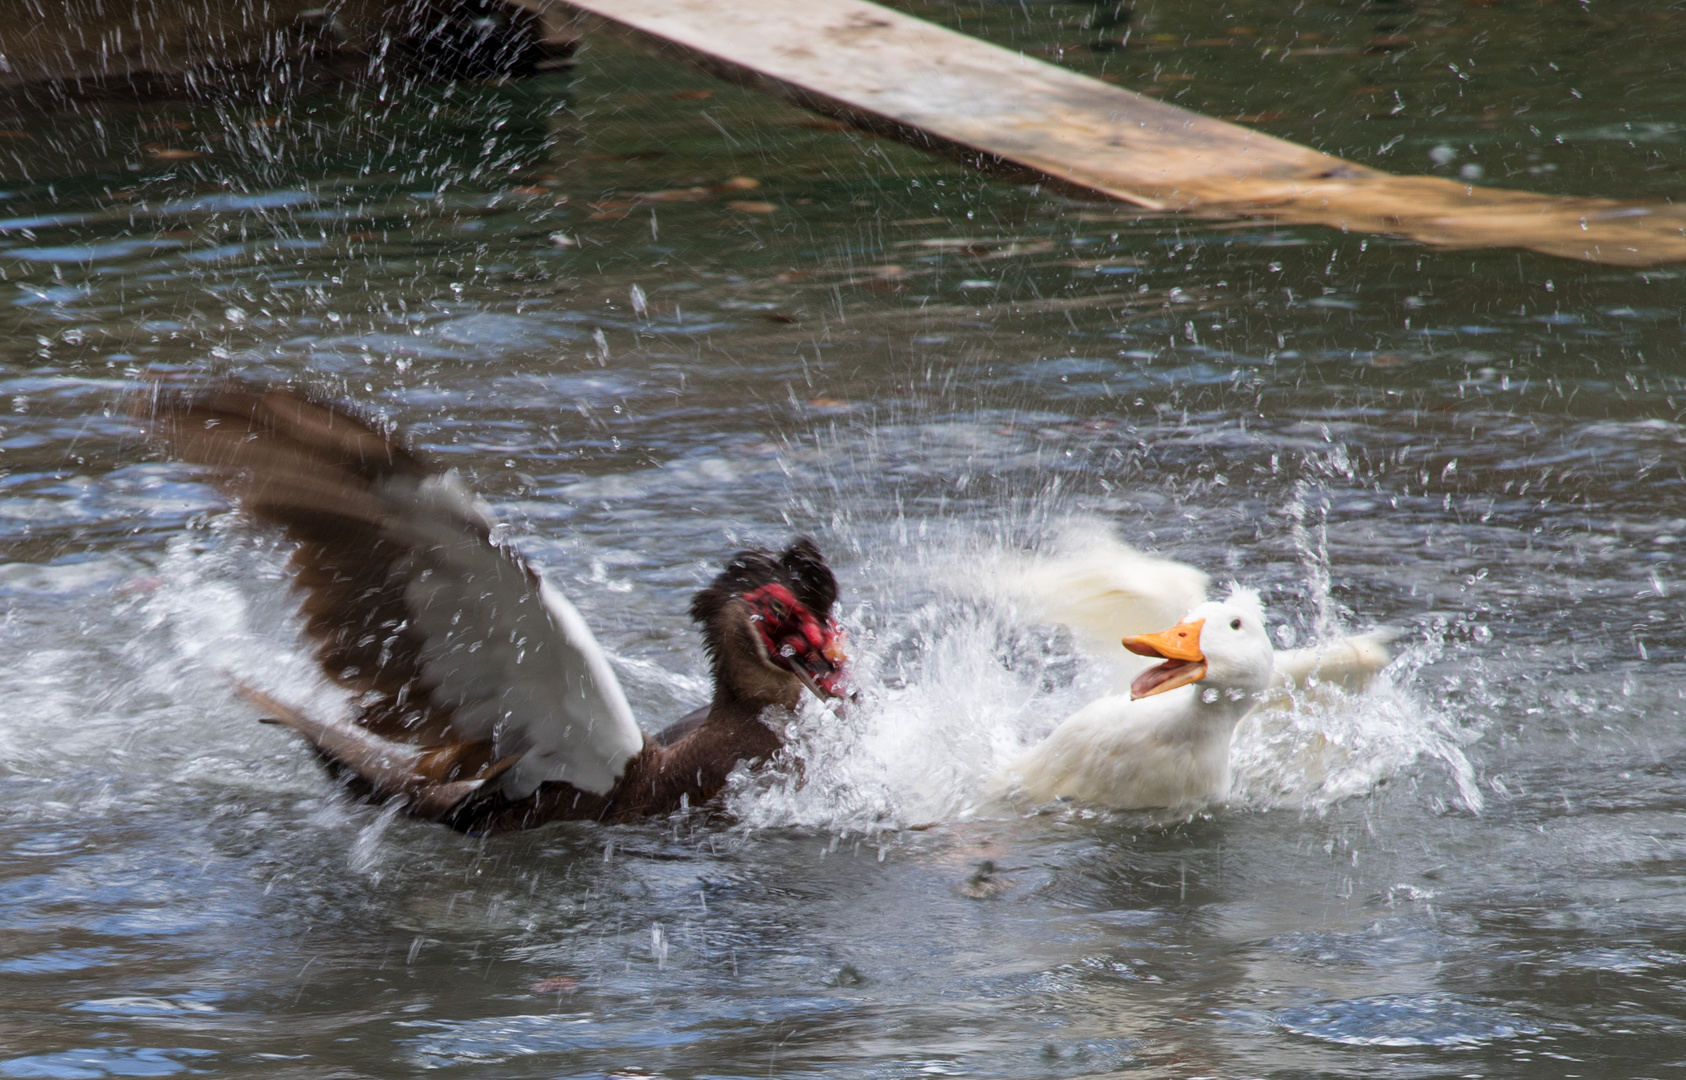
[2,2,1686,1078]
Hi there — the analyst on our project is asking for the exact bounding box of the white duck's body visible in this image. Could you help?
[993,593,1278,811]
[999,683,1252,809]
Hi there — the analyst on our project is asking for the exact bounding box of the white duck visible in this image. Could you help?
[991,590,1276,811]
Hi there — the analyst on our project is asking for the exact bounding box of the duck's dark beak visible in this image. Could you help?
[792,666,829,702]
[796,622,850,702]
[1123,618,1207,700]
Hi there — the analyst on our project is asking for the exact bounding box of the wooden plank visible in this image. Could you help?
[547,0,1686,268]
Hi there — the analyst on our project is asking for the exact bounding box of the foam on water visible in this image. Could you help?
[0,530,344,801]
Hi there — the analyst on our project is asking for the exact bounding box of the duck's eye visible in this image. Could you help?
[769,601,787,618]
[1230,618,1242,630]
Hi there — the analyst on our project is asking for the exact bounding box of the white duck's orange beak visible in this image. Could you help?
[1123,618,1208,700]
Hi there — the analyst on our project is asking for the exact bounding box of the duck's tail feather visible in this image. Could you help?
[233,682,515,820]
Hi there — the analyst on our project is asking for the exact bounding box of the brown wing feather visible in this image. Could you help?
[287,534,453,742]
[151,382,652,824]
[150,384,462,747]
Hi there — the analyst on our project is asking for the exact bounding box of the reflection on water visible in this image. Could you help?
[1,1,1685,1077]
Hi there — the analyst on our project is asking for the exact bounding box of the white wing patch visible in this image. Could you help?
[975,528,1209,691]
[1006,534,1210,651]
[385,473,643,798]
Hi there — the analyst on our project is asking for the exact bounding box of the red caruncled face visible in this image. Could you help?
[742,583,849,699]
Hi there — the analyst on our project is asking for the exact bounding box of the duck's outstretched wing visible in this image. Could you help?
[148,384,644,807]
[1267,628,1397,697]
[1005,531,1211,650]
[977,528,1209,667]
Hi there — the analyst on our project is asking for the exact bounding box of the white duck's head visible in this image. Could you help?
[1122,589,1274,702]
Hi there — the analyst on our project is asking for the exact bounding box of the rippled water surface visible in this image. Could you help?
[3,1,1686,1077]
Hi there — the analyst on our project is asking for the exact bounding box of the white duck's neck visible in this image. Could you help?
[1160,683,1257,740]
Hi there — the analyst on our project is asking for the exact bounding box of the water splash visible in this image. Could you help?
[1229,636,1485,815]
[111,513,1483,837]
[728,520,1484,832]
[134,529,349,744]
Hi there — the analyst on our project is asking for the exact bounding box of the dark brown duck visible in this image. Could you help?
[148,384,850,834]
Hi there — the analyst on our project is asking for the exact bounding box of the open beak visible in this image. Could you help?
[792,665,830,702]
[794,624,850,702]
[758,604,852,705]
[1123,618,1207,700]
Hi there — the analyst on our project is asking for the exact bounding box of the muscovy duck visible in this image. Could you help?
[148,384,848,833]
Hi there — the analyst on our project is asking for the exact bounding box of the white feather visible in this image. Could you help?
[1271,629,1397,694]
[381,472,642,798]
[994,688,1240,809]
[993,527,1209,654]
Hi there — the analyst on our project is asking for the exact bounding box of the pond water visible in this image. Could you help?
[2,1,1685,1077]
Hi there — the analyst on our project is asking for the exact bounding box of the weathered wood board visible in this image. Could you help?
[548,0,1686,267]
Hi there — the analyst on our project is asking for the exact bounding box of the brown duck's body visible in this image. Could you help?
[243,678,793,833]
[152,383,848,835]
[448,695,789,832]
